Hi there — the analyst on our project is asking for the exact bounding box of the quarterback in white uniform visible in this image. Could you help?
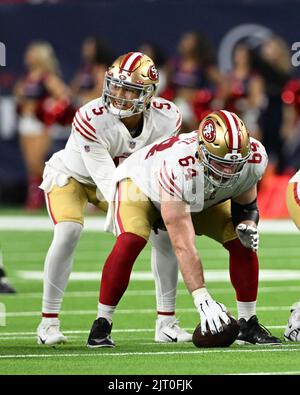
[87,110,281,347]
[285,169,300,342]
[36,52,191,346]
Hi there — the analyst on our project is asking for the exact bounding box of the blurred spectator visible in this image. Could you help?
[163,31,229,130]
[254,36,292,174]
[138,41,167,95]
[225,43,266,140]
[14,41,70,210]
[70,36,114,107]
[280,78,300,172]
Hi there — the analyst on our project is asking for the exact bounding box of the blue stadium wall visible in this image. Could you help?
[0,0,299,204]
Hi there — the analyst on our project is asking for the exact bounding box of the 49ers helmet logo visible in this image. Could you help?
[148,65,159,81]
[202,120,216,142]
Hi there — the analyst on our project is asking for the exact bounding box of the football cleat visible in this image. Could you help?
[37,318,67,346]
[155,316,193,343]
[0,278,16,294]
[284,306,300,342]
[236,315,281,345]
[87,317,115,348]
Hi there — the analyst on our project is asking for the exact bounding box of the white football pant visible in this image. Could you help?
[42,221,82,314]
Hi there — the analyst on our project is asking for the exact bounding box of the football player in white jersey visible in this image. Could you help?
[87,110,281,347]
[36,52,193,345]
[284,170,300,342]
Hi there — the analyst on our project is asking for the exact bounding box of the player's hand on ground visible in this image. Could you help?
[193,289,230,335]
[198,299,230,335]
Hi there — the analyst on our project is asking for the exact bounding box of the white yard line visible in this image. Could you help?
[0,326,287,338]
[0,305,294,318]
[5,285,300,299]
[0,347,299,360]
[15,269,300,282]
[0,217,299,233]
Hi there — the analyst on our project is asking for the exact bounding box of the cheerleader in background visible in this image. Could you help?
[14,41,71,210]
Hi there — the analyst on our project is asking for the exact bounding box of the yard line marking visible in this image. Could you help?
[0,325,288,337]
[5,285,300,299]
[0,329,155,336]
[16,269,300,282]
[0,347,300,359]
[0,335,80,340]
[0,216,105,231]
[1,306,295,318]
[5,247,300,261]
[0,217,298,233]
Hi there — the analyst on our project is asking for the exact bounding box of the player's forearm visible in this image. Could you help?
[165,224,206,292]
[174,245,206,292]
[161,199,206,292]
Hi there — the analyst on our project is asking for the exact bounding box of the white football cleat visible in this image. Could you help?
[284,304,300,342]
[37,318,67,346]
[155,316,192,343]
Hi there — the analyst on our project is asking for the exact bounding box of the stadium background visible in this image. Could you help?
[0,0,300,212]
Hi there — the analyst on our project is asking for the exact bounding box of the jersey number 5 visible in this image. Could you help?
[152,101,171,110]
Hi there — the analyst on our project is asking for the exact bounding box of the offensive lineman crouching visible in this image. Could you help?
[87,110,281,347]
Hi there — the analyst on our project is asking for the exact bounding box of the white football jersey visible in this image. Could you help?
[42,96,182,201]
[113,131,268,213]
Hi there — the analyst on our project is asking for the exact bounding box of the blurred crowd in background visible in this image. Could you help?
[2,28,300,215]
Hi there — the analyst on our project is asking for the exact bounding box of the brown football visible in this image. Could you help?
[192,315,240,348]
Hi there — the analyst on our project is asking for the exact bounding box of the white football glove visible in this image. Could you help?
[193,289,230,335]
[284,305,300,342]
[236,223,259,252]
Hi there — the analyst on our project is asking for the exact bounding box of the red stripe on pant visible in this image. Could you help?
[223,238,258,302]
[100,232,147,306]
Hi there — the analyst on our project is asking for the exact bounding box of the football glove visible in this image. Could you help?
[284,305,300,342]
[236,223,259,252]
[193,288,230,335]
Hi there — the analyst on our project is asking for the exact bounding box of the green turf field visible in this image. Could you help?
[0,224,300,375]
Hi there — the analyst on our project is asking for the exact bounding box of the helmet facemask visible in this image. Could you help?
[103,75,155,118]
[198,142,250,188]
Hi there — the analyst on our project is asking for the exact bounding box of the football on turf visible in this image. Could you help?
[192,315,240,348]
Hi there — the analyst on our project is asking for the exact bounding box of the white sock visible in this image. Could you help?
[237,301,257,321]
[150,230,178,314]
[97,303,116,324]
[42,222,82,314]
[157,314,175,323]
[41,317,59,324]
